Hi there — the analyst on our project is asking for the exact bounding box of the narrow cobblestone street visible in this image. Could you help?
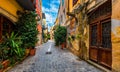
[8,40,103,72]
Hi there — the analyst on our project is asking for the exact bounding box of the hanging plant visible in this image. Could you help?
[75,34,82,39]
[68,35,77,42]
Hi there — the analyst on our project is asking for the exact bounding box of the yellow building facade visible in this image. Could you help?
[65,0,120,72]
[112,0,120,71]
[66,0,84,58]
[0,0,23,22]
[0,0,23,42]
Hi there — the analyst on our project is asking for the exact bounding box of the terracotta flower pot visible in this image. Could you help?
[25,48,30,56]
[2,60,9,69]
[0,69,3,72]
[61,43,65,49]
[30,48,36,56]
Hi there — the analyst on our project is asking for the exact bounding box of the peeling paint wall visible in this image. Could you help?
[112,1,120,71]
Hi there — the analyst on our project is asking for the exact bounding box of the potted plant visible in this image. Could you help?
[25,48,30,56]
[3,32,25,61]
[29,31,38,56]
[0,45,9,62]
[30,47,36,56]
[2,59,9,69]
[54,26,67,49]
[15,11,38,56]
[0,43,9,69]
[0,63,3,72]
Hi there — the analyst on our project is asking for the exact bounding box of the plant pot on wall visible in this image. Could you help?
[25,48,30,56]
[30,48,36,56]
[0,69,3,72]
[61,43,66,49]
[2,59,9,69]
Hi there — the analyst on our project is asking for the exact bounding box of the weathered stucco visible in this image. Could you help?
[112,0,120,20]
[112,0,120,71]
[112,19,120,72]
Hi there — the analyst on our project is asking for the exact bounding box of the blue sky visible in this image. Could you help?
[42,0,60,30]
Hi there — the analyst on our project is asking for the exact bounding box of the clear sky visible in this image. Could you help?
[42,0,60,31]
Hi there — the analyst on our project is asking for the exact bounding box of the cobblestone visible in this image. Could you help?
[8,40,103,72]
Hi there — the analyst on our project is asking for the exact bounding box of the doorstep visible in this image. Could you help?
[87,60,112,72]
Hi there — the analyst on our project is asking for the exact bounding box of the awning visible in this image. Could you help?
[16,0,35,11]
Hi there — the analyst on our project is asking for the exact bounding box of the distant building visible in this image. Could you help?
[36,0,43,46]
[42,13,48,42]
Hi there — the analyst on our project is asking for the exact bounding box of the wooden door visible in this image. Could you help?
[89,0,112,69]
[89,19,112,69]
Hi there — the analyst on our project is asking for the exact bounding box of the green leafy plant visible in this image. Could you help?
[54,26,67,46]
[0,42,9,61]
[9,57,16,66]
[0,63,3,69]
[68,36,72,41]
[15,11,38,48]
[47,34,50,40]
[2,32,25,59]
[75,34,82,39]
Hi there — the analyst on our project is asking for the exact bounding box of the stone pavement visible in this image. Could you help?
[8,40,103,72]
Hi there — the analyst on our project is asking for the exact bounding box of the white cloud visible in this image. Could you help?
[51,0,60,5]
[45,13,53,23]
[42,0,60,31]
[42,7,49,13]
[42,4,58,13]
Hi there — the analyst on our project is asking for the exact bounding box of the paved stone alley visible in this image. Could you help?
[8,40,103,72]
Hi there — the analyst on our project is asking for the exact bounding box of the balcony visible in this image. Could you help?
[16,0,35,11]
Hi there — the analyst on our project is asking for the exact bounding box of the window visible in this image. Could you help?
[2,19,10,36]
[102,21,111,48]
[91,25,97,46]
[0,15,13,42]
